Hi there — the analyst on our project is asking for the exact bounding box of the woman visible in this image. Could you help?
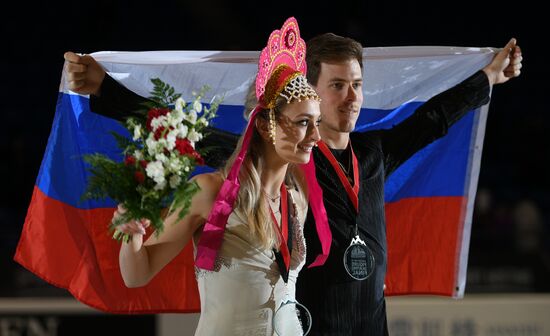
[114,17,322,335]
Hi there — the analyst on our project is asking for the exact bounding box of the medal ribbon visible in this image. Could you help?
[268,184,291,279]
[317,140,359,212]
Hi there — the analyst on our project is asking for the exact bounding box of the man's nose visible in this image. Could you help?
[346,85,358,102]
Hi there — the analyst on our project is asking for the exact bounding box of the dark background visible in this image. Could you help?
[1,1,548,296]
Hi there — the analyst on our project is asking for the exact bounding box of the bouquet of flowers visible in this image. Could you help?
[82,78,222,242]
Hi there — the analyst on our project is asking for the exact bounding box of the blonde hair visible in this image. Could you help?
[221,83,308,250]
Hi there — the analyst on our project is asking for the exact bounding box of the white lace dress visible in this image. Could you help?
[193,189,307,336]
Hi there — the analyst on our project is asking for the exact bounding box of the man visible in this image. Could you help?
[64,34,522,335]
[295,34,520,335]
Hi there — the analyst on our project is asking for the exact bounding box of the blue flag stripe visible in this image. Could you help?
[36,93,474,209]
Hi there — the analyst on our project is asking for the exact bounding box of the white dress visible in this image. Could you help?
[193,189,307,336]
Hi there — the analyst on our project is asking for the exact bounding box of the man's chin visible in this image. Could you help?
[339,121,356,133]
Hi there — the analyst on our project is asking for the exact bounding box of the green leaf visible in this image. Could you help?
[169,180,201,222]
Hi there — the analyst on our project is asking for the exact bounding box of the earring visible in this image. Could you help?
[268,109,276,145]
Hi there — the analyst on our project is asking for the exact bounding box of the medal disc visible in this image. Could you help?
[343,236,375,280]
[273,299,312,335]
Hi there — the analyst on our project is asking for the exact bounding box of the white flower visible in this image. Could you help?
[146,136,158,156]
[133,150,143,160]
[166,157,182,173]
[187,129,203,143]
[155,153,168,163]
[151,115,167,131]
[133,124,142,140]
[185,110,197,125]
[169,175,182,189]
[169,109,184,126]
[166,131,177,150]
[145,161,165,185]
[157,138,168,149]
[193,100,203,113]
[175,97,186,112]
[177,124,189,138]
[198,118,209,126]
[154,180,167,191]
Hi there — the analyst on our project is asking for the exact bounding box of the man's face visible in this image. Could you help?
[313,59,363,134]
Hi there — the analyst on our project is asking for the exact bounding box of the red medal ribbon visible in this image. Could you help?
[268,184,290,272]
[317,141,359,212]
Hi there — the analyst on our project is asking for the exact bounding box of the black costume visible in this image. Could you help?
[90,70,490,335]
[299,71,489,335]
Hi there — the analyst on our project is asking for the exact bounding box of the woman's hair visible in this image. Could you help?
[221,80,307,250]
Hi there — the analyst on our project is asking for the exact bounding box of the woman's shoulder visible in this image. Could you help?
[191,172,224,198]
[186,172,225,220]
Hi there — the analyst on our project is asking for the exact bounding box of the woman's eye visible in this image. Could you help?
[297,120,309,126]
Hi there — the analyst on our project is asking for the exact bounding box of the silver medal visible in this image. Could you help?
[343,234,375,280]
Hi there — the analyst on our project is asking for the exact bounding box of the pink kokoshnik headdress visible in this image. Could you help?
[195,17,332,270]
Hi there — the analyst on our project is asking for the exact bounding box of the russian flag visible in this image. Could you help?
[14,47,495,313]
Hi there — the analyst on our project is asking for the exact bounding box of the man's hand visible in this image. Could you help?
[64,51,106,96]
[483,38,523,86]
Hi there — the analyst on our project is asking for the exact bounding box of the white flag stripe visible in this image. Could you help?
[60,47,495,109]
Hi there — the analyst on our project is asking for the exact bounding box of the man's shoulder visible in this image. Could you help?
[350,130,383,149]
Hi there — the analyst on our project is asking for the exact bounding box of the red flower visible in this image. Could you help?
[175,138,195,155]
[139,160,148,168]
[175,138,204,165]
[124,156,136,166]
[190,151,205,165]
[153,126,174,140]
[146,108,170,131]
[154,126,166,140]
[134,171,145,184]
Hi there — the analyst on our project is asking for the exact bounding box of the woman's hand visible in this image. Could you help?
[112,205,151,251]
[113,205,151,236]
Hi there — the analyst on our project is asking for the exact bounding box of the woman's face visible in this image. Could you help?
[273,99,321,164]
